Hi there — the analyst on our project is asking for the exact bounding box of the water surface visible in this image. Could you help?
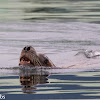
[0,0,100,99]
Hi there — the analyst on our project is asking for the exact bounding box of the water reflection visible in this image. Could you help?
[1,67,100,99]
[19,67,49,94]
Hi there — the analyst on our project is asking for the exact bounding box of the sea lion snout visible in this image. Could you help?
[23,46,32,52]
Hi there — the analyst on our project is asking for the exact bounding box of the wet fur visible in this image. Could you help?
[20,46,55,67]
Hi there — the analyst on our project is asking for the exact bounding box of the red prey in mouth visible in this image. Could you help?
[19,57,32,65]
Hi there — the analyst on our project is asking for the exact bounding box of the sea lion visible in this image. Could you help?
[19,46,55,67]
[20,74,49,93]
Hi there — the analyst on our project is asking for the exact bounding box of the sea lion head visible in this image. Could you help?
[19,46,42,66]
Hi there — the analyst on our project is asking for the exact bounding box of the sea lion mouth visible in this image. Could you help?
[19,56,32,65]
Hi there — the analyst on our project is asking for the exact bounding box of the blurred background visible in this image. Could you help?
[0,0,100,23]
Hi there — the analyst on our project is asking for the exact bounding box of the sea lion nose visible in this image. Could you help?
[24,46,31,51]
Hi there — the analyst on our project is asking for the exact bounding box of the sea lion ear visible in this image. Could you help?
[44,58,49,64]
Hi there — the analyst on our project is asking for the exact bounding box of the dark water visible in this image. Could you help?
[1,68,100,99]
[0,0,100,99]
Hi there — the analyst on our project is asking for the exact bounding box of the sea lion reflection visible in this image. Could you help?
[19,69,49,94]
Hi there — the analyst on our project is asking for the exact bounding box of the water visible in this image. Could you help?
[0,0,100,99]
[0,0,100,23]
